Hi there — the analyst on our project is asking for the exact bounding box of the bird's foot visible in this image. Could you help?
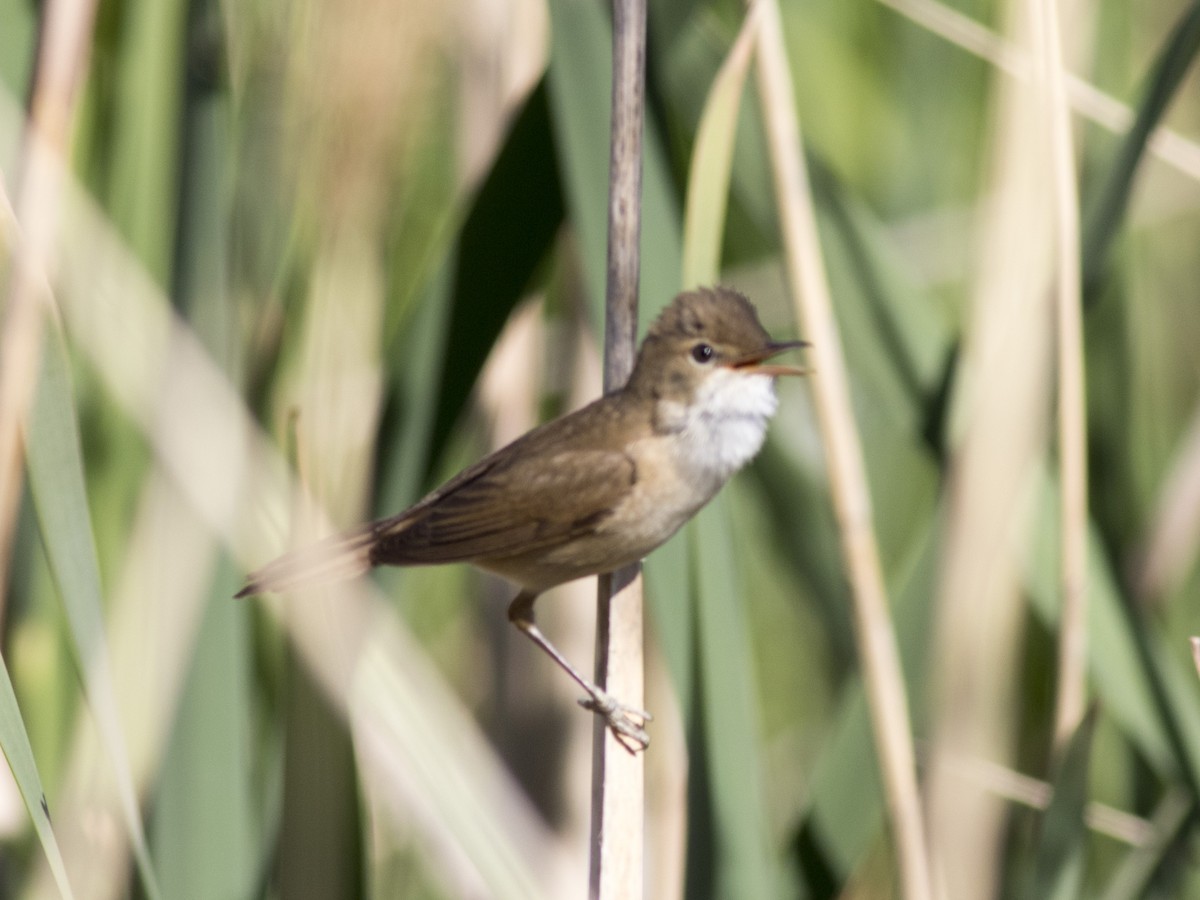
[579,690,653,753]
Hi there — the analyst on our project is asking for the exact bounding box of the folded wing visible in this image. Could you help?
[236,444,636,596]
[370,446,635,564]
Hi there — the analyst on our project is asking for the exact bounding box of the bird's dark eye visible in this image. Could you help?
[691,343,714,363]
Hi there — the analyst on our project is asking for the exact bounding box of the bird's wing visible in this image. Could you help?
[236,395,639,596]
[368,446,636,565]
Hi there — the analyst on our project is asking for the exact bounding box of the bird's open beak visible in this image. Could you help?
[726,340,809,377]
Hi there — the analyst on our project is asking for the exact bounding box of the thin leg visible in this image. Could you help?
[507,590,652,752]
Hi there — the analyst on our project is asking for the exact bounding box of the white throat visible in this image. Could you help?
[658,368,778,485]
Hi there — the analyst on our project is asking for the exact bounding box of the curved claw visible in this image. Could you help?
[579,690,653,753]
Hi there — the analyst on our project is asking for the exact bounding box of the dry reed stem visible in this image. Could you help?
[751,3,934,897]
[591,0,647,897]
[1030,0,1089,755]
[924,0,1058,892]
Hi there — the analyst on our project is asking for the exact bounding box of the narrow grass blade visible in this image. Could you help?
[688,497,779,899]
[100,0,187,285]
[152,566,256,900]
[0,647,74,898]
[26,325,161,899]
[1025,476,1174,772]
[681,6,760,289]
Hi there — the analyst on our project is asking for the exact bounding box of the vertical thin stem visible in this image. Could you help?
[752,3,935,898]
[1033,0,1088,755]
[589,0,646,899]
[601,0,645,394]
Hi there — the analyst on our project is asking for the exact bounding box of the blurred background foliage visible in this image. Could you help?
[1,0,1200,897]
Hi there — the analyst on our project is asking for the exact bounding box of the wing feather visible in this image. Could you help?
[369,448,635,564]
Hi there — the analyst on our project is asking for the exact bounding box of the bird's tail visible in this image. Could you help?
[235,524,379,598]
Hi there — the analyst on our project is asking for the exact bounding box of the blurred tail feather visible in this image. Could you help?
[235,526,377,597]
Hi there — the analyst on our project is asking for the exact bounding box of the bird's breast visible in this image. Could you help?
[655,369,777,484]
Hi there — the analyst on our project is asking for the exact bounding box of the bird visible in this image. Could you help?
[237,286,807,750]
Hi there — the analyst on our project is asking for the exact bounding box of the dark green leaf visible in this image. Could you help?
[1082,2,1200,292]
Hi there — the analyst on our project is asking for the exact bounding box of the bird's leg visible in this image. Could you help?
[507,590,652,752]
